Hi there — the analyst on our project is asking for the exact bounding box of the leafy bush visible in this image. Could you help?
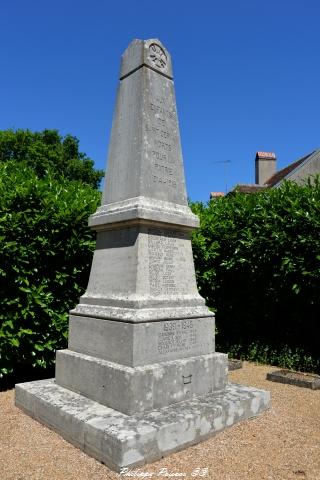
[223,341,320,373]
[0,129,104,188]
[191,179,320,372]
[0,161,100,385]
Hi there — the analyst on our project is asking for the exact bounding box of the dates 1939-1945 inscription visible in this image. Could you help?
[158,320,198,355]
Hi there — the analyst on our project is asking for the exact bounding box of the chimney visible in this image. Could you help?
[255,151,276,185]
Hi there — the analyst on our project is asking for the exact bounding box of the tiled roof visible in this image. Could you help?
[264,152,314,186]
[233,184,266,193]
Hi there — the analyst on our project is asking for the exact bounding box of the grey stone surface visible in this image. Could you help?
[70,38,212,323]
[120,38,173,80]
[72,225,211,323]
[228,358,243,371]
[267,369,320,390]
[80,39,212,323]
[68,316,215,366]
[16,379,270,472]
[55,350,227,414]
[103,44,186,208]
[89,196,199,229]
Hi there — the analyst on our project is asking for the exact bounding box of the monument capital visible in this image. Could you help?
[120,38,173,80]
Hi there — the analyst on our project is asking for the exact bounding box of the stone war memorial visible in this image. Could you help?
[16,39,270,471]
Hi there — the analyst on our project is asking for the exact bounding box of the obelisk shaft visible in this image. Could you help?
[103,40,187,206]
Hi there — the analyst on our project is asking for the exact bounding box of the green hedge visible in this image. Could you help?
[191,179,320,372]
[0,161,100,385]
[1,158,319,383]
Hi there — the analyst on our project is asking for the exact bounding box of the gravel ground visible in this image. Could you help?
[1,361,319,480]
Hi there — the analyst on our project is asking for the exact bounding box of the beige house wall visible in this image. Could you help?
[280,155,320,186]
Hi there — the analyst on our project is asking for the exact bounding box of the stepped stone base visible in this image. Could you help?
[15,379,270,472]
[55,350,227,415]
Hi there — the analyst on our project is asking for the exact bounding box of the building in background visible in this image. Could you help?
[232,149,320,194]
[209,191,225,199]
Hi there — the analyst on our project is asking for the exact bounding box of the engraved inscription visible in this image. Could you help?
[148,229,186,296]
[158,320,198,355]
[156,117,166,127]
[146,124,170,139]
[154,139,172,151]
[152,150,168,162]
[152,175,176,188]
[148,94,178,187]
[154,164,173,175]
[150,102,175,119]
[155,96,166,105]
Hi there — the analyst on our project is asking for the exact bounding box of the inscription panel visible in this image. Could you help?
[147,92,180,190]
[148,228,186,296]
[157,320,198,355]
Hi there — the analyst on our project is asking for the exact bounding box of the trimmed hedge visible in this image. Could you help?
[0,161,100,385]
[191,179,320,372]
[1,158,319,382]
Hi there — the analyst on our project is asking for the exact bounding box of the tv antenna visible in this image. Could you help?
[212,160,231,194]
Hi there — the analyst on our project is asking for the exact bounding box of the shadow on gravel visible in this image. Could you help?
[0,365,55,392]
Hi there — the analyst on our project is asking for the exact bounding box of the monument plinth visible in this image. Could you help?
[16,39,270,471]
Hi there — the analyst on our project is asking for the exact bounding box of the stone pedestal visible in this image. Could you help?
[16,38,270,471]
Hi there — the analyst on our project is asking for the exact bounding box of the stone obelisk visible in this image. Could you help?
[16,39,270,472]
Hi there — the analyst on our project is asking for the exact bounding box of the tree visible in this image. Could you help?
[0,129,104,188]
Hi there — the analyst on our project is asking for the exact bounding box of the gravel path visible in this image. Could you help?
[1,361,319,480]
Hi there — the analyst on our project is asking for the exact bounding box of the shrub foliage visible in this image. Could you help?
[0,161,100,384]
[1,136,319,382]
[191,179,320,372]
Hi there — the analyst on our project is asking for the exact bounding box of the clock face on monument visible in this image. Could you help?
[149,43,167,69]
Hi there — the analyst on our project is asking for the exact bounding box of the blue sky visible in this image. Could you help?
[1,0,320,202]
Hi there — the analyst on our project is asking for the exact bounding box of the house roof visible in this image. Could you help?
[233,184,266,194]
[225,148,320,197]
[264,151,316,186]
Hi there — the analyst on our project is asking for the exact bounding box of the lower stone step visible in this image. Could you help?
[55,349,228,414]
[15,379,270,472]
